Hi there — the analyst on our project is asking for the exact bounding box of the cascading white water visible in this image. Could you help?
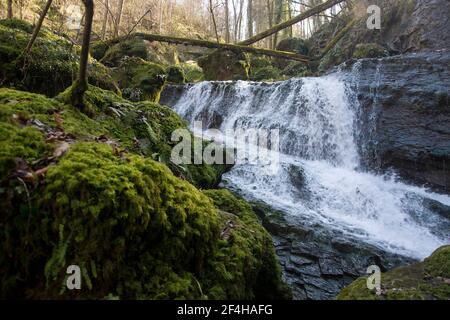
[169,72,450,260]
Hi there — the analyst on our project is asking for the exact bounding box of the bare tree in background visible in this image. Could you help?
[158,0,163,33]
[101,0,109,40]
[7,0,13,18]
[114,0,124,38]
[23,0,53,56]
[224,0,230,42]
[209,0,220,42]
[247,0,253,38]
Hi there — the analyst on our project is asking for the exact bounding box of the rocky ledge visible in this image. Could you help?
[345,51,450,193]
[252,203,414,300]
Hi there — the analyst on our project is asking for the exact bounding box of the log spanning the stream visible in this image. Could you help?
[239,0,348,46]
[108,33,311,62]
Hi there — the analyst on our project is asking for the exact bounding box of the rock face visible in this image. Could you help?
[309,0,450,72]
[253,204,414,300]
[347,52,450,192]
[397,0,450,52]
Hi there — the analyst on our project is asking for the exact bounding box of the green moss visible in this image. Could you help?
[180,61,204,83]
[101,37,150,67]
[2,87,226,190]
[0,20,117,97]
[203,189,291,299]
[424,246,450,278]
[90,41,110,61]
[167,65,186,84]
[112,57,166,102]
[0,123,51,178]
[353,43,387,59]
[250,66,281,82]
[0,85,288,300]
[276,37,309,55]
[0,18,34,33]
[282,61,311,78]
[250,56,272,70]
[337,245,450,300]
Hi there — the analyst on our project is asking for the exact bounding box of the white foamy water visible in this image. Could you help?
[169,73,450,259]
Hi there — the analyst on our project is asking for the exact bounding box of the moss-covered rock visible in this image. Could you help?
[337,246,450,300]
[276,37,309,56]
[0,18,34,33]
[275,37,309,69]
[0,19,117,97]
[180,61,204,83]
[353,43,387,59]
[198,50,250,81]
[281,61,311,78]
[308,0,418,72]
[250,66,281,82]
[203,189,292,299]
[97,36,179,68]
[112,57,166,103]
[167,65,186,84]
[0,88,288,300]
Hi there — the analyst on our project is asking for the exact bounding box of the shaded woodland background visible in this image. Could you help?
[0,0,346,48]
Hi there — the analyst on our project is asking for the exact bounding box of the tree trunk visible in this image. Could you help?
[237,0,243,41]
[247,0,253,38]
[209,0,220,43]
[266,0,273,48]
[114,0,124,38]
[71,0,94,110]
[101,0,109,40]
[240,0,346,46]
[287,0,293,37]
[23,0,53,56]
[273,0,284,48]
[224,0,230,43]
[158,0,163,33]
[7,0,13,19]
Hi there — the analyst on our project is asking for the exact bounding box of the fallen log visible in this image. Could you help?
[105,33,311,62]
[239,0,347,46]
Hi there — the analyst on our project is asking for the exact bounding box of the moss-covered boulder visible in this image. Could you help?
[337,246,450,300]
[281,61,311,78]
[353,43,387,59]
[250,66,281,82]
[0,19,117,97]
[95,36,179,68]
[112,57,166,103]
[198,50,250,81]
[180,61,204,83]
[203,189,292,299]
[0,87,288,300]
[276,37,309,56]
[166,65,186,84]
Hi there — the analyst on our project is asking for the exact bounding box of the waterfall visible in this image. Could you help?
[164,72,450,260]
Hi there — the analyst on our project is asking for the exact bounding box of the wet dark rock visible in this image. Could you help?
[254,205,414,300]
[423,198,450,221]
[347,51,450,192]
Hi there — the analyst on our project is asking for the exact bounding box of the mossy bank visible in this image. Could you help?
[0,86,290,299]
[338,246,450,300]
